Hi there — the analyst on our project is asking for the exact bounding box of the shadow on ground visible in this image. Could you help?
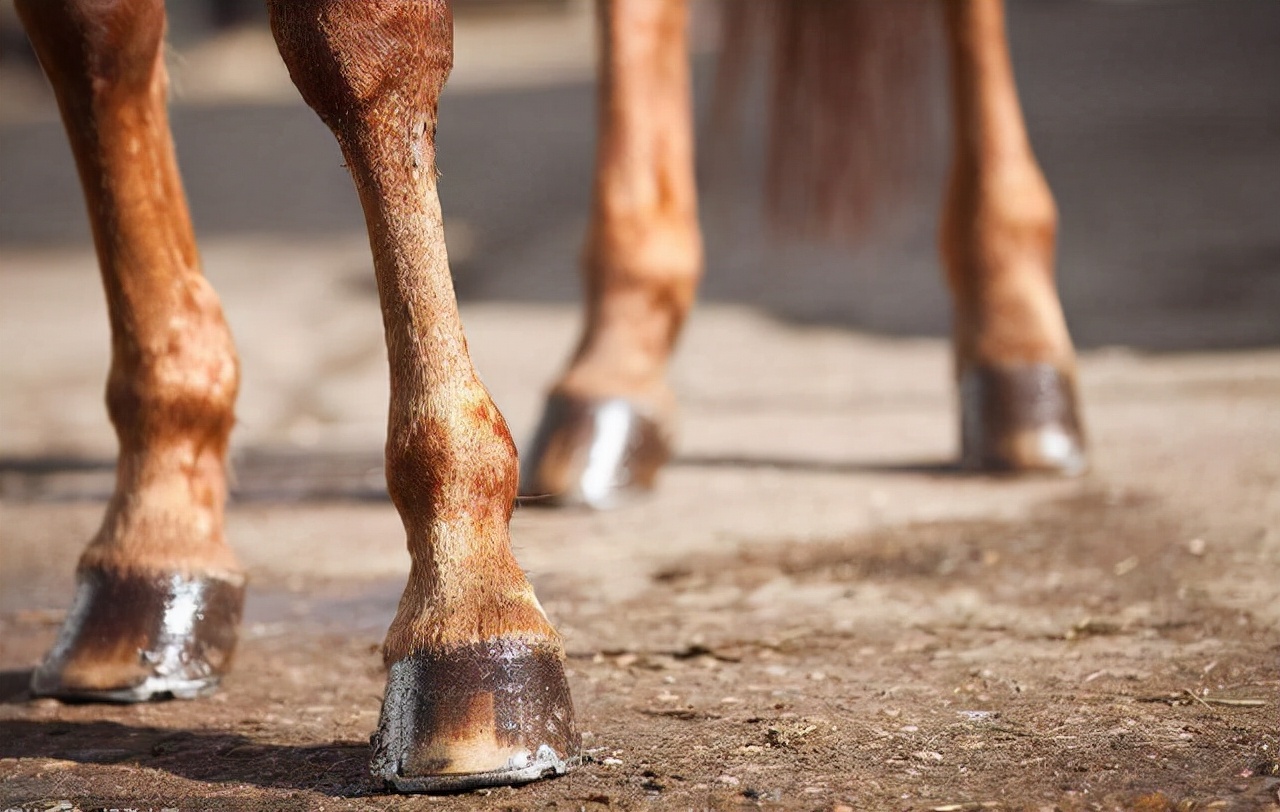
[0,717,374,800]
[0,448,971,505]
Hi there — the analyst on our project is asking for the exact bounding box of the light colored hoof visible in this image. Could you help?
[383,745,573,793]
[30,568,245,703]
[519,392,672,510]
[959,362,1087,475]
[371,639,580,792]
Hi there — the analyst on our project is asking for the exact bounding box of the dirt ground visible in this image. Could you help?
[3,1,1280,810]
[2,475,1278,810]
[2,303,1278,811]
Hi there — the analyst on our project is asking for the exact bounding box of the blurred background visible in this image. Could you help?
[3,0,1278,344]
[1,0,1278,475]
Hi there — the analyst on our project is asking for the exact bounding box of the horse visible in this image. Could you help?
[12,0,1084,793]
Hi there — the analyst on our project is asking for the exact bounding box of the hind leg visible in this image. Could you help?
[17,0,244,700]
[519,0,702,508]
[942,0,1086,473]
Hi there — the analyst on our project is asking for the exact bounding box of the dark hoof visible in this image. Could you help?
[371,639,580,792]
[519,392,672,509]
[30,568,245,702]
[959,362,1087,474]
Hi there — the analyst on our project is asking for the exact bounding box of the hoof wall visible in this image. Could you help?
[519,392,671,509]
[371,639,579,792]
[30,568,245,703]
[384,744,572,793]
[959,362,1087,475]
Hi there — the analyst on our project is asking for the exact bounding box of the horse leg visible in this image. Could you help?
[942,0,1086,473]
[16,0,244,701]
[268,0,577,790]
[520,0,701,508]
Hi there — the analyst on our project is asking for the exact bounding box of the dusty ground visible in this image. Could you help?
[2,480,1279,811]
[3,302,1277,811]
[2,1,1280,810]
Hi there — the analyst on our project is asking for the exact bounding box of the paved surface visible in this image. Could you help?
[1,2,1278,809]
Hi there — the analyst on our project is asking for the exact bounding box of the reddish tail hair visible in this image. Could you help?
[715,1,943,239]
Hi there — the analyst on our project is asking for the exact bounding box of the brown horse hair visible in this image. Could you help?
[714,0,944,240]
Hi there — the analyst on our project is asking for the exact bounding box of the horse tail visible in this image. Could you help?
[714,1,944,239]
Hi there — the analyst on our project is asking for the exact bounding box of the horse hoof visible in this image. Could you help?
[371,639,580,792]
[30,568,245,702]
[519,392,672,509]
[959,362,1087,475]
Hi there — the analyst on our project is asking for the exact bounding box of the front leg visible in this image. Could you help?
[268,0,577,790]
[520,0,702,508]
[942,0,1087,473]
[17,0,244,702]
